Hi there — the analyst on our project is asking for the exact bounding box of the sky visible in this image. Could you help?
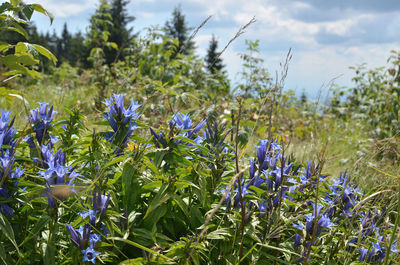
[24,0,400,98]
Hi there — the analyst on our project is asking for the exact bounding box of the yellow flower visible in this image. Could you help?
[126,142,139,151]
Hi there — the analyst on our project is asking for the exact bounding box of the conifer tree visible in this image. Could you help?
[205,35,224,74]
[86,0,114,68]
[164,6,194,55]
[106,0,135,64]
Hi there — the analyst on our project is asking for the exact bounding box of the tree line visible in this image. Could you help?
[0,0,225,74]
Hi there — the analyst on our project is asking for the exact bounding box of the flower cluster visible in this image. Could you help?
[292,204,335,252]
[170,112,204,145]
[150,112,204,148]
[67,187,110,264]
[37,144,80,208]
[203,121,231,152]
[104,94,140,151]
[26,103,80,208]
[0,110,24,216]
[324,170,361,218]
[26,102,57,149]
[225,139,293,215]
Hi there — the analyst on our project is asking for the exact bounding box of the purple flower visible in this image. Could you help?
[93,187,110,222]
[103,94,140,150]
[79,209,97,226]
[359,246,368,262]
[170,112,205,143]
[27,103,56,147]
[293,233,302,250]
[66,224,91,250]
[82,246,100,264]
[0,110,23,216]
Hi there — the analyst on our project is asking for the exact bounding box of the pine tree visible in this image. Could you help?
[68,31,88,67]
[300,90,307,105]
[86,0,113,68]
[163,6,194,55]
[55,23,71,65]
[106,0,135,64]
[205,35,224,74]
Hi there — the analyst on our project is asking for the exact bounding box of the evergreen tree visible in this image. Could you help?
[163,6,194,55]
[106,0,135,64]
[205,35,224,74]
[57,23,71,65]
[86,0,114,68]
[300,90,307,105]
[68,31,88,67]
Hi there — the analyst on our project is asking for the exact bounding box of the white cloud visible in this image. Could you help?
[25,0,400,97]
[25,0,97,18]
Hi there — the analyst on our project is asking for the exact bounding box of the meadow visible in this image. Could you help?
[1,1,400,264]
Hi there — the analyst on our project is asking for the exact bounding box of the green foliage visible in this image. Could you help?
[163,5,195,56]
[2,1,400,264]
[205,35,224,74]
[0,0,56,104]
[236,40,273,98]
[106,0,136,64]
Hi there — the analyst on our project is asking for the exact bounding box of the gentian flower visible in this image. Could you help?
[92,187,110,222]
[359,246,368,262]
[36,144,79,208]
[26,103,57,148]
[169,112,204,145]
[82,246,100,264]
[293,233,302,250]
[104,94,140,151]
[66,224,92,250]
[0,110,23,216]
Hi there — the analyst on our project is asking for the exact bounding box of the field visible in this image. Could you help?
[1,1,400,264]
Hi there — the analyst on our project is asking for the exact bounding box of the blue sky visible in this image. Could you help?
[24,0,400,98]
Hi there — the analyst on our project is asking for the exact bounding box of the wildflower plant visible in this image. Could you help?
[0,110,24,216]
[67,187,110,264]
[103,94,141,152]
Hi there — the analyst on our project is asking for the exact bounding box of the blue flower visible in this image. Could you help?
[0,110,16,150]
[170,112,204,143]
[79,209,97,226]
[293,233,302,250]
[89,233,101,247]
[103,94,140,151]
[82,246,100,264]
[92,187,110,222]
[0,110,23,216]
[27,103,56,147]
[67,224,91,250]
[359,246,368,262]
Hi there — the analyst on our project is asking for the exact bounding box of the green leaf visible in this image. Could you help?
[119,258,147,265]
[171,194,189,218]
[19,215,51,247]
[121,163,140,211]
[10,0,21,7]
[32,4,53,24]
[108,237,174,262]
[143,183,170,219]
[44,241,55,265]
[0,43,11,53]
[0,2,12,14]
[206,228,232,240]
[108,42,118,50]
[104,155,126,168]
[5,23,28,39]
[0,240,11,264]
[22,4,34,20]
[32,44,57,65]
[0,213,20,254]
